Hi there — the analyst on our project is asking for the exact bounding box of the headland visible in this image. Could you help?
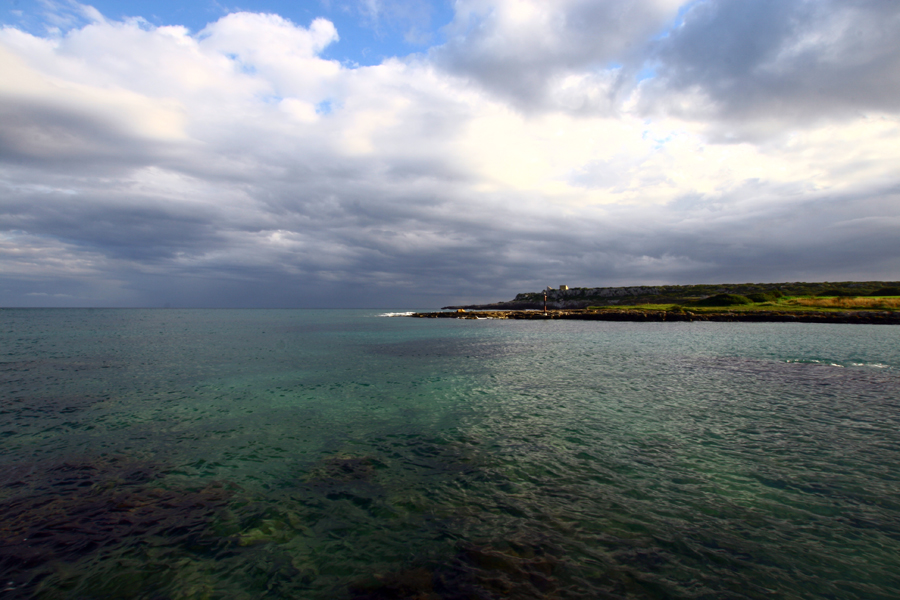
[411,308,900,324]
[410,281,900,323]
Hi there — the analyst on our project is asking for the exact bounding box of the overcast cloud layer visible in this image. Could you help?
[2,0,899,307]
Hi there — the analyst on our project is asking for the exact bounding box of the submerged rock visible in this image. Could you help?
[348,540,563,600]
[0,456,238,596]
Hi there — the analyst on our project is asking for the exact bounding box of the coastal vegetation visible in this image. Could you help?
[692,293,754,307]
[445,281,900,312]
[789,296,900,310]
[431,281,900,323]
[586,296,900,313]
[747,291,785,302]
[870,287,900,296]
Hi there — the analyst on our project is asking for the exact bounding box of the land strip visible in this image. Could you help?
[411,309,900,324]
[444,281,900,311]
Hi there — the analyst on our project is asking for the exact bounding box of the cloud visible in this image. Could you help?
[0,45,187,172]
[0,2,899,307]
[433,0,683,111]
[357,0,440,44]
[643,0,900,135]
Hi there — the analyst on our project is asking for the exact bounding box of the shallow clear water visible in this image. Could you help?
[2,309,899,599]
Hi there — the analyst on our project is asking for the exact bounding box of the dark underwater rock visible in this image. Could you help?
[0,456,237,596]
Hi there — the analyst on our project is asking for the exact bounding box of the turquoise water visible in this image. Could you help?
[2,309,899,599]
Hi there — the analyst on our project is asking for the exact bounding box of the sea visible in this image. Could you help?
[1,308,899,599]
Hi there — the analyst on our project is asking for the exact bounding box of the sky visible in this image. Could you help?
[1,0,899,308]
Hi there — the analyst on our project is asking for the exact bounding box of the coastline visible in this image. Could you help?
[410,309,900,324]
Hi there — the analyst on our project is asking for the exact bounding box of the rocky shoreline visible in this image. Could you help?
[411,309,900,324]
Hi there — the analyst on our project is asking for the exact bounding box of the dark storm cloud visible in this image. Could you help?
[647,0,900,126]
[433,0,900,124]
[0,192,221,261]
[3,161,900,307]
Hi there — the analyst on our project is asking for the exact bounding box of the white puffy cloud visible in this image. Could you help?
[1,2,899,307]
